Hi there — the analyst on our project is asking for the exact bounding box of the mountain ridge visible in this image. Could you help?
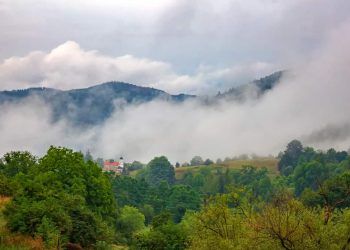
[0,81,196,126]
[216,70,284,101]
[0,71,283,126]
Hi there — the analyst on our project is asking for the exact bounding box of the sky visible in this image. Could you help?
[0,0,350,162]
[1,0,349,94]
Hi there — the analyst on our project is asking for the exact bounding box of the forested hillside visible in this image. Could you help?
[216,70,284,101]
[0,71,282,127]
[0,140,350,249]
[1,0,349,249]
[0,82,194,126]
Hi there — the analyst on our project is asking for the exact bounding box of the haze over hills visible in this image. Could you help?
[0,81,195,126]
[1,1,350,249]
[216,71,284,101]
[0,71,283,126]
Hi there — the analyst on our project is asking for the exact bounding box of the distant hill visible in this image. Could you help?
[0,82,195,126]
[0,71,284,126]
[128,158,279,179]
[216,70,284,102]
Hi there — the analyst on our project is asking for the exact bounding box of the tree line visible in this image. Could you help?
[0,141,349,249]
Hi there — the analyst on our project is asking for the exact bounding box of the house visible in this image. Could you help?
[103,157,124,173]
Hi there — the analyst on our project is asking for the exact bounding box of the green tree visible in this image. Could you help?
[203,159,214,166]
[229,166,273,200]
[140,204,155,225]
[145,156,175,186]
[293,161,333,196]
[4,146,116,248]
[0,151,37,177]
[302,171,350,224]
[112,175,149,208]
[128,161,145,171]
[249,193,348,250]
[167,185,201,222]
[278,140,304,175]
[188,195,246,250]
[135,212,189,250]
[0,173,15,196]
[190,156,204,166]
[117,206,145,244]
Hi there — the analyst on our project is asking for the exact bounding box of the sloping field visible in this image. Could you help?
[175,158,279,179]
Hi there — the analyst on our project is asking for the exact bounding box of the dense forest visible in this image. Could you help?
[0,141,350,249]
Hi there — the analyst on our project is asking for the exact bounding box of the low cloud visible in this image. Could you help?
[0,17,349,163]
[0,41,275,94]
[302,123,350,146]
[0,98,93,155]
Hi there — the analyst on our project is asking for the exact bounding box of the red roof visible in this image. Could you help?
[104,161,120,167]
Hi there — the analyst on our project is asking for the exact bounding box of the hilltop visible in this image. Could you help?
[0,71,284,127]
[174,158,279,179]
[128,157,279,179]
[0,82,195,126]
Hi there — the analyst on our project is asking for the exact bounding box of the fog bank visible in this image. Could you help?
[0,22,349,163]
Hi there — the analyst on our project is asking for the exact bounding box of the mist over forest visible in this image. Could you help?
[1,1,350,249]
[0,33,349,163]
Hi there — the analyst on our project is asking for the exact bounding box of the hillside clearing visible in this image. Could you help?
[175,158,279,179]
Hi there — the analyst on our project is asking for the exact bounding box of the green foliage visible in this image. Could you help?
[3,146,117,248]
[0,173,14,196]
[230,166,273,200]
[140,204,155,225]
[292,156,350,220]
[0,151,37,178]
[249,194,336,249]
[188,195,247,250]
[188,192,350,250]
[278,140,304,175]
[293,161,333,196]
[117,206,145,244]
[166,185,201,222]
[127,161,145,171]
[2,144,350,249]
[134,212,189,250]
[37,216,60,248]
[203,159,214,165]
[321,172,350,209]
[145,156,175,186]
[181,164,274,200]
[190,156,204,166]
[112,174,201,226]
[113,175,149,208]
[181,166,220,194]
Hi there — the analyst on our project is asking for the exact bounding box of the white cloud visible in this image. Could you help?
[94,21,350,161]
[0,0,349,163]
[0,21,349,163]
[1,0,349,72]
[0,41,276,94]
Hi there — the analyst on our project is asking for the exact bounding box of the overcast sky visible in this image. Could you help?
[0,0,350,161]
[1,0,349,93]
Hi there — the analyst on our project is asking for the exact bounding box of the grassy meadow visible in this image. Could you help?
[175,158,278,179]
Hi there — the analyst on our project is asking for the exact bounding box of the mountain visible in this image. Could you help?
[0,71,284,126]
[0,82,195,126]
[216,70,284,102]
